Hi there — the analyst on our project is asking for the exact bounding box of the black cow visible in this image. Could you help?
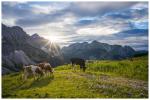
[70,58,86,72]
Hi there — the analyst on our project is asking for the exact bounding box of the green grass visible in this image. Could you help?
[2,55,148,98]
[86,56,148,81]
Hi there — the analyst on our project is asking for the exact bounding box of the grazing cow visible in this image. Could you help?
[70,58,86,72]
[37,62,54,76]
[23,65,43,80]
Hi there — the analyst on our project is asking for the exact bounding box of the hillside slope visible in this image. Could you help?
[2,56,148,98]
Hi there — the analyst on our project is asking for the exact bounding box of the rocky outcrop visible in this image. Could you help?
[2,50,35,73]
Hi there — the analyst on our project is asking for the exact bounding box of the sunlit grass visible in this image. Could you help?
[86,56,148,81]
[2,55,148,98]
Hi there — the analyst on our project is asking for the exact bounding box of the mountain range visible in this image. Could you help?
[2,24,145,75]
[62,40,136,62]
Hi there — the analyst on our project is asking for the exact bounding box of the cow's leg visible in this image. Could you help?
[79,65,82,71]
[75,65,78,71]
[37,73,40,80]
[47,72,49,77]
[47,72,48,77]
[50,69,53,77]
[35,73,39,80]
[45,71,48,77]
[72,64,75,71]
[48,72,50,77]
[72,63,74,70]
[25,72,30,81]
[37,72,41,79]
[35,74,38,80]
[49,72,51,77]
[74,65,77,72]
[46,71,48,77]
[45,71,47,77]
[33,72,37,80]
[40,72,43,78]
[51,72,53,77]
[24,74,27,81]
[73,64,75,71]
[83,66,86,72]
[33,74,35,80]
[76,65,78,71]
[22,73,25,81]
[49,71,51,77]
[43,71,45,77]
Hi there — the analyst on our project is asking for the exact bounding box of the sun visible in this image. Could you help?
[48,36,59,43]
[43,35,62,43]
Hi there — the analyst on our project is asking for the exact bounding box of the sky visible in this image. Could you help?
[2,1,148,50]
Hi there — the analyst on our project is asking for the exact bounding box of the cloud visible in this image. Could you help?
[23,13,77,36]
[76,26,120,36]
[114,29,148,38]
[2,2,34,18]
[69,2,138,17]
[2,18,16,26]
[2,2,142,27]
[2,2,148,50]
[104,3,148,19]
[15,9,68,27]
[2,2,70,27]
[131,2,148,10]
[131,21,148,29]
[75,17,98,26]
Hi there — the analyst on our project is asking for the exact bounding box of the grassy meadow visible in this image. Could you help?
[2,55,148,98]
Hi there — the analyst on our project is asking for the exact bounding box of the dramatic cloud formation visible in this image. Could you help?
[2,2,148,50]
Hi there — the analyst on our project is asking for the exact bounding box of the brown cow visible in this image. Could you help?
[37,62,54,76]
[23,65,44,80]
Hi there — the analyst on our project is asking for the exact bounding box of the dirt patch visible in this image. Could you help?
[77,73,148,91]
[98,75,148,91]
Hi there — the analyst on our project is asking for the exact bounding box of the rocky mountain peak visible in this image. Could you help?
[2,24,64,74]
[31,33,41,39]
[91,40,100,44]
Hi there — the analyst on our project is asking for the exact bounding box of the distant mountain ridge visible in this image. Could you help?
[62,40,136,61]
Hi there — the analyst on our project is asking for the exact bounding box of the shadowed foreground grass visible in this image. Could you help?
[2,56,148,98]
